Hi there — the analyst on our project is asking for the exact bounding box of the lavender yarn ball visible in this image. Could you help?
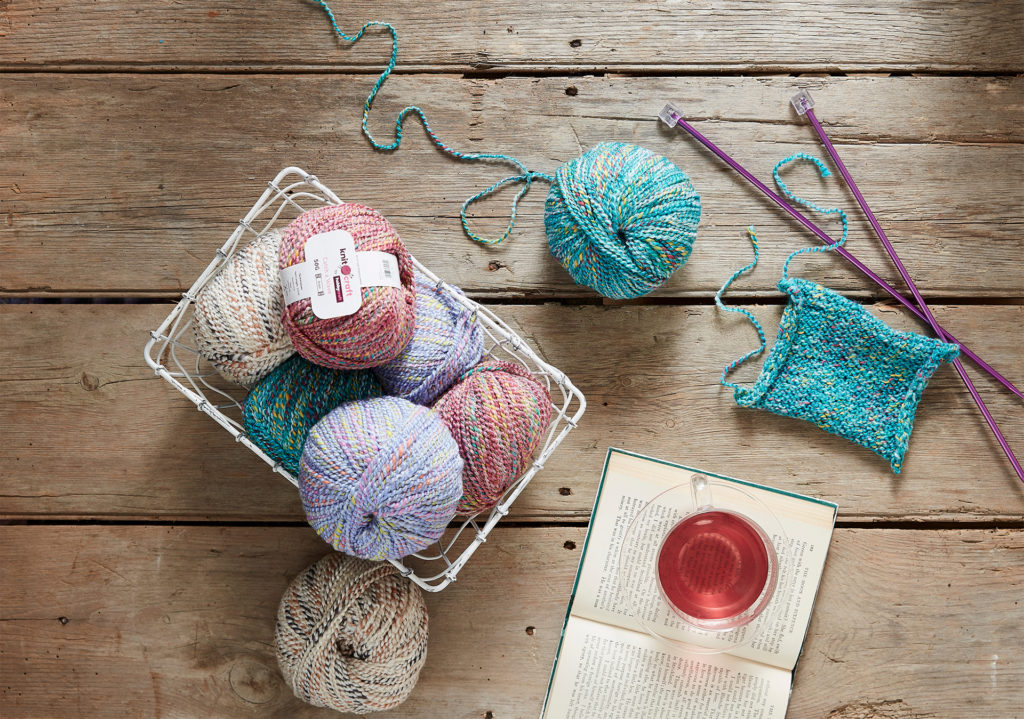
[299,396,463,561]
[373,271,484,405]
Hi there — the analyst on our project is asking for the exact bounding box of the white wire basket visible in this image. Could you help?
[143,167,587,592]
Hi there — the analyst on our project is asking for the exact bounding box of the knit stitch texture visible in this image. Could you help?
[275,553,428,714]
[730,276,959,473]
[716,154,959,473]
[243,355,382,476]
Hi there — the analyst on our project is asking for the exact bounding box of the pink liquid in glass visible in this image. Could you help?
[657,510,770,621]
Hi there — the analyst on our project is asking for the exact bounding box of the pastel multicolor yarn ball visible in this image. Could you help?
[192,229,294,387]
[545,142,701,299]
[373,271,484,405]
[243,355,383,476]
[299,396,463,560]
[279,204,417,370]
[434,359,553,515]
[275,553,428,715]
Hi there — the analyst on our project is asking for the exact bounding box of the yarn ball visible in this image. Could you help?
[434,359,553,515]
[299,396,463,560]
[243,355,383,476]
[275,553,428,714]
[279,204,417,370]
[192,229,294,387]
[545,142,701,300]
[372,271,484,405]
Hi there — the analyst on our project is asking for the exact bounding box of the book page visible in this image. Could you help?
[541,616,791,719]
[572,450,836,670]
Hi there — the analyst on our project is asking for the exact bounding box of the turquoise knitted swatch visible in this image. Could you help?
[717,155,959,473]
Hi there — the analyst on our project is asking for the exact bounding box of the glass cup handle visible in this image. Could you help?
[690,474,713,512]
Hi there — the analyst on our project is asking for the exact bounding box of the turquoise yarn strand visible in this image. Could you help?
[313,5,701,299]
[714,227,767,390]
[716,153,849,381]
[314,2,551,246]
[775,153,849,279]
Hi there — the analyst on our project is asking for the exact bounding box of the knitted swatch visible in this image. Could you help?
[192,230,294,387]
[279,204,417,370]
[243,355,383,476]
[727,276,959,473]
[275,553,428,714]
[716,154,959,473]
[299,396,463,560]
[434,359,553,515]
[373,271,484,405]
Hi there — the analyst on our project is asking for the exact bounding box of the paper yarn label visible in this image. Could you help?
[279,230,400,319]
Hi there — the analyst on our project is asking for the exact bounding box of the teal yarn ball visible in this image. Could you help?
[243,355,383,476]
[545,142,701,299]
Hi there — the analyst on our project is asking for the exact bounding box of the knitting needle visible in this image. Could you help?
[791,91,1022,483]
[658,103,1024,405]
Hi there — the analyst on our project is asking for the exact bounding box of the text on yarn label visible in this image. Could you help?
[278,230,399,319]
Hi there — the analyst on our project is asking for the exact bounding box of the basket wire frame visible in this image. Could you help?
[143,167,587,592]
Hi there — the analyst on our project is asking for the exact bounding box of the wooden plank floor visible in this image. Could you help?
[1,3,1021,717]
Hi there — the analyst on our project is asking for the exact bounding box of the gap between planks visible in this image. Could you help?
[2,65,1024,77]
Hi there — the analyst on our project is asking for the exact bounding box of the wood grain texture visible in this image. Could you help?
[1,525,1020,718]
[1,1,1021,72]
[1,75,1021,297]
[2,303,1021,523]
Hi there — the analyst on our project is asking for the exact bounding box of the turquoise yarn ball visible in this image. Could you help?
[243,355,383,476]
[545,142,701,299]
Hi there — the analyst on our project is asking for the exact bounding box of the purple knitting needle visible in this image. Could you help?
[658,103,1024,404]
[791,91,1021,483]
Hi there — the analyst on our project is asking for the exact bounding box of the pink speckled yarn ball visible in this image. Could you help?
[279,204,416,370]
[434,359,554,516]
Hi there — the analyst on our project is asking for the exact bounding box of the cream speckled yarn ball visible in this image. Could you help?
[192,230,294,387]
[274,553,428,714]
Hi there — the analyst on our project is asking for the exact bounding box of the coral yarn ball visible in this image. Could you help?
[434,359,553,515]
[279,204,417,370]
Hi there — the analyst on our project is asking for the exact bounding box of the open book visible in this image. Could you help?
[541,449,837,719]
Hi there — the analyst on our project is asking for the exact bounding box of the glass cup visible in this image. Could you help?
[655,474,779,631]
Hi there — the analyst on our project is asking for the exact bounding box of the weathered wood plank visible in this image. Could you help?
[1,75,1021,297]
[1,1,1021,72]
[0,526,1020,717]
[2,303,1021,523]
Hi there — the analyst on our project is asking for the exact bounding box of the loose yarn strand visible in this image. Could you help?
[714,227,767,389]
[774,153,849,279]
[313,2,552,245]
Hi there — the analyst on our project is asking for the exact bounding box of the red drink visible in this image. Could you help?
[657,510,772,623]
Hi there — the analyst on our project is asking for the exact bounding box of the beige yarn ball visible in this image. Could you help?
[275,553,429,714]
[192,229,294,387]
